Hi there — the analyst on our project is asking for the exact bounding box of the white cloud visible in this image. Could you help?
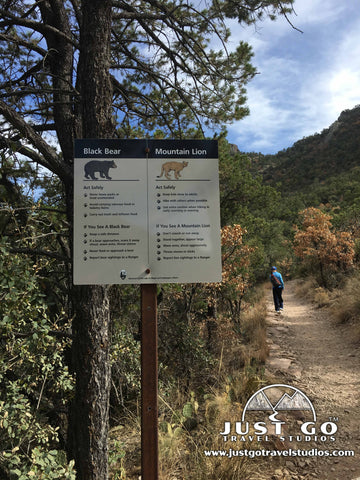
[296,16,360,135]
[329,69,360,111]
[292,0,347,26]
[226,0,360,153]
[327,21,360,112]
[228,85,294,152]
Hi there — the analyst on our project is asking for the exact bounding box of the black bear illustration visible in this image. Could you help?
[84,160,117,180]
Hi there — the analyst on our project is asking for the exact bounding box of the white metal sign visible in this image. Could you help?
[73,139,221,284]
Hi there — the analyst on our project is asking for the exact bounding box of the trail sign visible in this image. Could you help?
[74,139,221,284]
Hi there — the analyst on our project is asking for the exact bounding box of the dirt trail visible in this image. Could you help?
[264,280,360,480]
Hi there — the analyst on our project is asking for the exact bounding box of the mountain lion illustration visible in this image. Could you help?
[84,160,117,180]
[157,161,189,180]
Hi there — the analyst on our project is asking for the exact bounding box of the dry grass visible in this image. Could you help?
[295,274,360,341]
[112,286,270,480]
[240,293,269,364]
[294,277,318,300]
[295,277,333,307]
[313,286,331,307]
[158,390,257,480]
[155,288,269,480]
[331,275,360,329]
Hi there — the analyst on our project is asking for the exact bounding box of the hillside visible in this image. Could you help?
[252,105,360,197]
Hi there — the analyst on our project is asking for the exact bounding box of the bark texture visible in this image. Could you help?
[69,285,111,479]
[68,1,114,479]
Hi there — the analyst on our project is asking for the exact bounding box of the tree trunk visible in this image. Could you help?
[68,285,111,479]
[76,0,114,138]
[67,1,113,479]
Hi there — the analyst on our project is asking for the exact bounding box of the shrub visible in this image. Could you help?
[0,243,74,477]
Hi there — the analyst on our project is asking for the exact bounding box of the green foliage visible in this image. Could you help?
[218,0,295,24]
[157,284,215,383]
[218,137,290,281]
[111,326,141,405]
[108,439,126,480]
[0,241,74,477]
[159,391,199,439]
[219,137,281,227]
[2,447,76,480]
[0,0,284,150]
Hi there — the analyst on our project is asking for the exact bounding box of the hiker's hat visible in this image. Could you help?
[271,266,277,271]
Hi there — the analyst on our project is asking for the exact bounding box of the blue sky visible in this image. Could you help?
[226,0,360,154]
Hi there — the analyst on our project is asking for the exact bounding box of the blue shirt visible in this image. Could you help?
[270,271,284,288]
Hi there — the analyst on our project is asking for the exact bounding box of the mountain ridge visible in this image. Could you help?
[250,105,360,196]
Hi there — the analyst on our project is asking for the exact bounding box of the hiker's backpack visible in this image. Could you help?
[271,273,281,287]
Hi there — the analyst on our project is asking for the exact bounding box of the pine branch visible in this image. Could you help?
[0,100,72,182]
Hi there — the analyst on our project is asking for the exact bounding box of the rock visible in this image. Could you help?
[272,469,284,479]
[268,357,293,372]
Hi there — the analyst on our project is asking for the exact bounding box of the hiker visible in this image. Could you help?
[270,266,284,313]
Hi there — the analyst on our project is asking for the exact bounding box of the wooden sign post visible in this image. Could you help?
[141,284,158,479]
